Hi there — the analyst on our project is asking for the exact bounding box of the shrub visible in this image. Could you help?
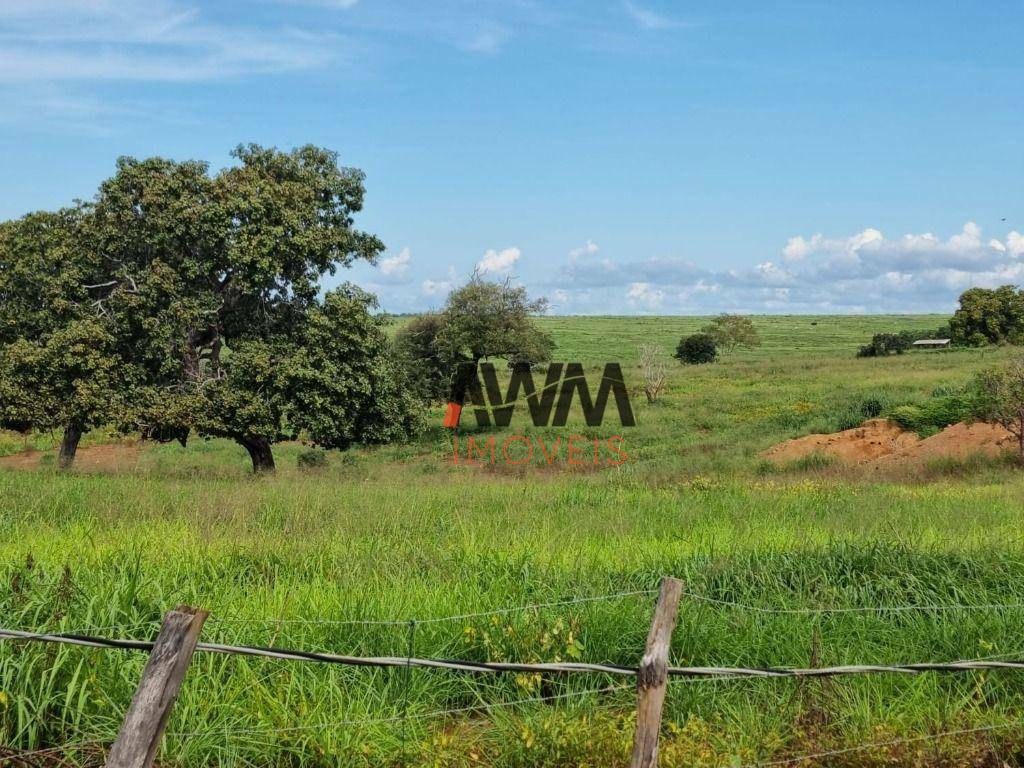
[297,448,329,470]
[886,394,969,436]
[887,405,924,431]
[675,333,717,365]
[857,332,913,358]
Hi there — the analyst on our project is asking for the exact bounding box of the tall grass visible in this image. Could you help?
[3,315,1024,765]
[5,470,1024,765]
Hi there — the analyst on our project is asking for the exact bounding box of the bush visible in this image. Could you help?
[857,332,913,358]
[856,327,956,358]
[297,448,329,471]
[675,333,717,365]
[885,394,969,436]
[887,405,924,431]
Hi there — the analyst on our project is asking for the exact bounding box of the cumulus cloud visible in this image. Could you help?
[421,278,452,297]
[421,265,458,298]
[568,240,600,261]
[1009,231,1024,258]
[547,222,1024,314]
[377,246,412,282]
[626,282,664,310]
[477,246,521,275]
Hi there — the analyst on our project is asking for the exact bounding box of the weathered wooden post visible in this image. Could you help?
[105,605,208,768]
[630,577,683,768]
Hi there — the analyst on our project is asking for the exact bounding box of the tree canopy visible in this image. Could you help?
[950,286,1024,346]
[700,314,761,352]
[396,276,553,405]
[0,144,422,472]
[675,333,717,365]
[437,276,553,365]
[0,209,134,466]
[969,356,1024,457]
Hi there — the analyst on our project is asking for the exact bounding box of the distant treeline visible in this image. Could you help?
[858,285,1024,357]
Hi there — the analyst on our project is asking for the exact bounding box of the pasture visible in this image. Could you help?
[4,314,1024,767]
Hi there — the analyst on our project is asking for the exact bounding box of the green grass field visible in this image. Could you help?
[4,315,1024,767]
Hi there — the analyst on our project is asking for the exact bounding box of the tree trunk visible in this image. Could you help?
[239,436,275,474]
[58,424,83,470]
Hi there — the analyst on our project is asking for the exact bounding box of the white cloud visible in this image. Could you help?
[623,1,681,30]
[568,239,600,261]
[1008,231,1024,258]
[422,278,452,297]
[377,246,412,282]
[544,222,1024,314]
[0,1,343,82]
[421,265,458,298]
[477,246,521,275]
[782,235,814,261]
[626,282,664,309]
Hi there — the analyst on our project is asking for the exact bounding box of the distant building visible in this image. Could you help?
[912,338,951,348]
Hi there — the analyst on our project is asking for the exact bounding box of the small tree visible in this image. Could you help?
[701,314,761,352]
[675,333,717,365]
[436,275,553,365]
[638,344,667,403]
[969,357,1024,458]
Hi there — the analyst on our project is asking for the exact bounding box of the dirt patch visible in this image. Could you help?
[764,418,1017,469]
[0,441,147,473]
[875,421,1016,467]
[764,419,920,464]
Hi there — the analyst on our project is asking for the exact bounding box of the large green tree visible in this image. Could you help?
[950,286,1024,346]
[85,144,417,471]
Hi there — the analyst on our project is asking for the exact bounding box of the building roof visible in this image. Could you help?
[912,338,951,346]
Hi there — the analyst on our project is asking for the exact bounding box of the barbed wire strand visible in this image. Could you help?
[9,627,1024,680]
[685,593,1024,615]
[207,589,658,627]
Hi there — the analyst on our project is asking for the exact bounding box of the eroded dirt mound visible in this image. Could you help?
[764,419,920,464]
[765,418,1017,468]
[874,421,1015,467]
[0,442,147,472]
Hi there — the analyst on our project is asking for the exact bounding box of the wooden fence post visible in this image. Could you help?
[630,577,683,768]
[105,605,208,768]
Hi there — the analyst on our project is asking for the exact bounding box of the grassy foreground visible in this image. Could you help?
[4,314,1024,766]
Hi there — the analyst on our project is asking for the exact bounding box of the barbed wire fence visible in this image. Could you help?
[4,578,1024,767]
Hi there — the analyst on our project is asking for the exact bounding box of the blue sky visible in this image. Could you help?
[1,1,1022,314]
